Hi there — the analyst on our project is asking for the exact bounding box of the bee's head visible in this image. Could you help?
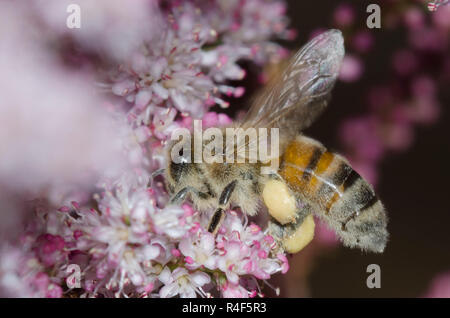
[165,138,194,195]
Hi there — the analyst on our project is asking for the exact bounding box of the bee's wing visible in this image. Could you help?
[240,29,344,135]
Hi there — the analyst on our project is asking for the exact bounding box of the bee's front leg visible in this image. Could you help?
[170,186,209,204]
[207,180,237,235]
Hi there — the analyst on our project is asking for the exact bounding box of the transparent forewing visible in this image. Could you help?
[240,29,345,135]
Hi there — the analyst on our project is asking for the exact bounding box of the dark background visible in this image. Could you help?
[224,0,450,297]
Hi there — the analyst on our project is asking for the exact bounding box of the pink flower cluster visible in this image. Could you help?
[3,173,286,298]
[0,0,292,298]
[0,245,63,298]
[103,0,295,155]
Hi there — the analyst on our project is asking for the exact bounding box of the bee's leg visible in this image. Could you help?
[170,187,191,204]
[218,180,237,206]
[207,208,225,235]
[207,180,237,235]
[267,202,315,254]
[170,186,209,204]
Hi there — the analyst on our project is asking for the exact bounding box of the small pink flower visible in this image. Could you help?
[57,206,70,213]
[46,284,63,298]
[182,204,194,217]
[382,121,414,152]
[179,230,216,270]
[340,116,384,163]
[171,248,181,258]
[423,271,450,298]
[351,31,374,53]
[403,7,425,30]
[249,223,261,234]
[333,4,355,27]
[159,267,210,298]
[34,234,66,267]
[410,97,440,124]
[73,230,83,240]
[258,250,267,259]
[217,241,246,284]
[339,55,364,82]
[33,272,50,291]
[221,282,249,298]
[432,4,450,30]
[277,254,290,274]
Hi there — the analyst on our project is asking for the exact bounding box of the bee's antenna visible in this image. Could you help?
[151,168,165,178]
[148,168,165,187]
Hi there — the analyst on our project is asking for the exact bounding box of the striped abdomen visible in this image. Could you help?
[280,135,388,253]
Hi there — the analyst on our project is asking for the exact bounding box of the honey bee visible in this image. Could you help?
[164,29,388,254]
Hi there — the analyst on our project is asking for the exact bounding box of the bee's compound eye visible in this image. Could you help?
[262,180,297,224]
[169,162,184,182]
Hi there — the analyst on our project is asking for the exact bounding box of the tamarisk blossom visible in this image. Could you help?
[179,212,287,297]
[1,167,287,298]
[0,245,63,298]
[0,0,293,298]
[428,0,450,12]
[0,199,74,298]
[111,29,219,122]
[110,0,293,132]
[159,267,211,298]
[61,172,192,297]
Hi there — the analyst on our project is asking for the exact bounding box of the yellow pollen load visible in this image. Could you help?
[283,214,315,254]
[262,179,296,224]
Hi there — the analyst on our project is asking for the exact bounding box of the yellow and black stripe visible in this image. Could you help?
[280,135,380,217]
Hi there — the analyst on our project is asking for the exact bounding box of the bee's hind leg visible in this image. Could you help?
[267,202,316,255]
[207,180,237,235]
